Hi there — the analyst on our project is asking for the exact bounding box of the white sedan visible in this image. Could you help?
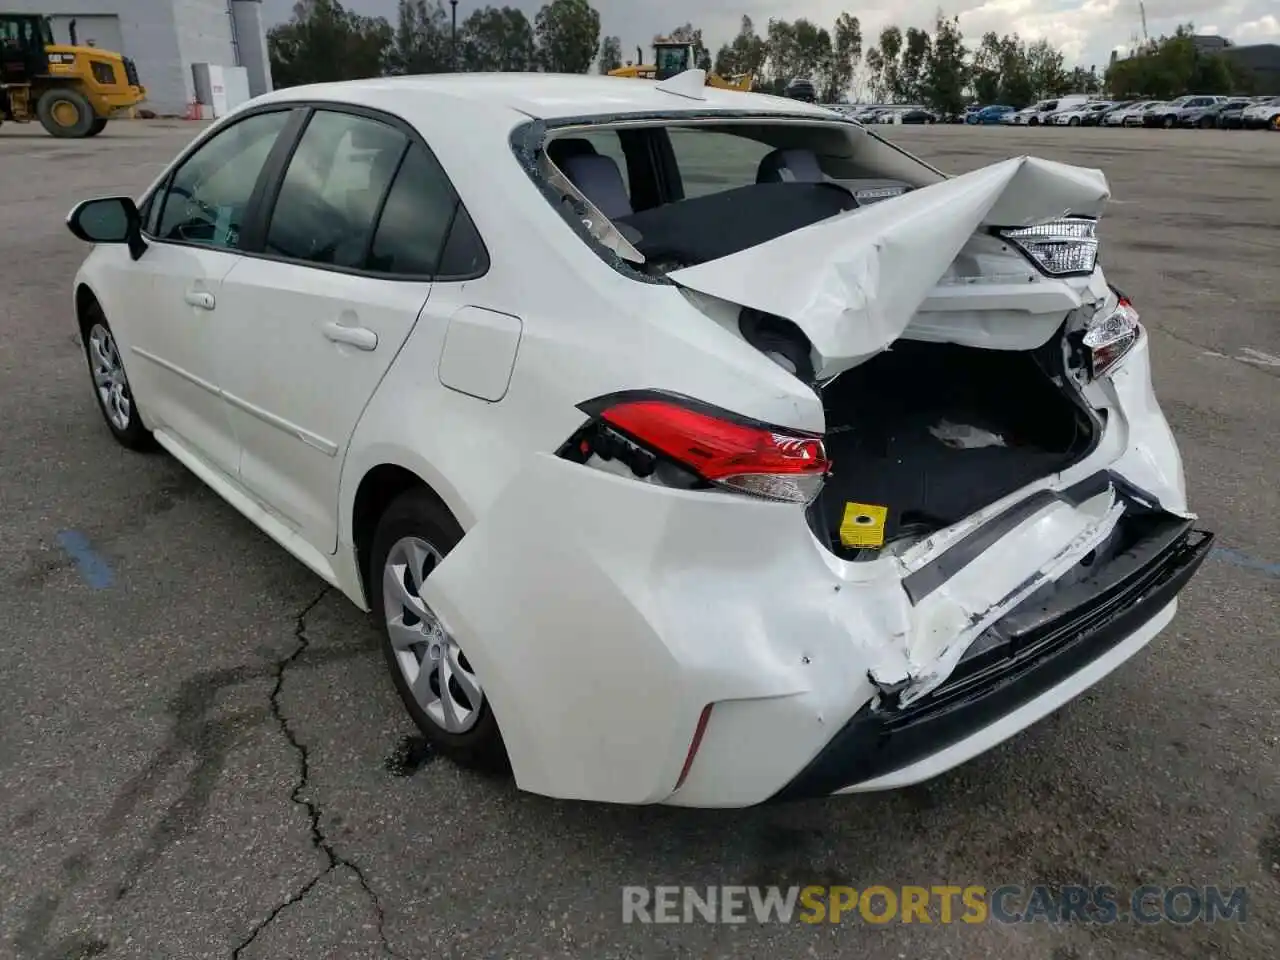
[67,72,1212,807]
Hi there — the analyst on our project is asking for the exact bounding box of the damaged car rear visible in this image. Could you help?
[423,79,1212,807]
[71,75,1209,809]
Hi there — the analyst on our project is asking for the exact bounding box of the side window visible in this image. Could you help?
[367,142,473,276]
[155,109,291,249]
[265,110,408,268]
[666,128,775,199]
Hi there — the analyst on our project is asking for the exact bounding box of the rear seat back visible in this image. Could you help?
[559,153,634,219]
[756,148,825,184]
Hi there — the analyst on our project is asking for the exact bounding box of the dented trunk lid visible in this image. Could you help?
[668,156,1111,378]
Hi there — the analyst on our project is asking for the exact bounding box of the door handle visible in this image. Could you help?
[322,321,378,351]
[184,290,216,311]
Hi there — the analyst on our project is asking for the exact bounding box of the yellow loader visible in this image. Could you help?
[1,13,146,138]
[609,39,752,92]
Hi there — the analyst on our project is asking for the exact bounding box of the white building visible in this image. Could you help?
[11,0,273,115]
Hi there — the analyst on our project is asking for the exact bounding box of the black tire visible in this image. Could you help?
[1199,117,1212,129]
[369,488,509,773]
[1161,115,1175,129]
[80,303,155,450]
[1028,117,1039,126]
[36,87,96,138]
[1069,117,1080,126]
[85,117,108,137]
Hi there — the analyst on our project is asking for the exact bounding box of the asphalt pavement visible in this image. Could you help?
[1,118,1277,960]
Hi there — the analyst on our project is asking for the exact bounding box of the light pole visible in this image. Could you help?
[450,0,458,71]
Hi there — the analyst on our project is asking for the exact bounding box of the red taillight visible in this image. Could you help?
[599,398,828,504]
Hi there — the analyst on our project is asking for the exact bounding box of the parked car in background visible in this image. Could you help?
[1125,101,1166,126]
[1143,95,1228,128]
[1006,102,1048,125]
[1215,98,1255,129]
[969,104,1015,124]
[1180,98,1243,128]
[898,108,937,124]
[1104,100,1148,126]
[785,77,818,103]
[1090,101,1133,125]
[1242,95,1280,130]
[1051,101,1113,126]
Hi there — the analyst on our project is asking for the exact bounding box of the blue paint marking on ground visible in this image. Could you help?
[1212,547,1280,579]
[56,530,115,589]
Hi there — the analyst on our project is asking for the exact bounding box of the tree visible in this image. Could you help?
[385,0,451,75]
[460,5,536,71]
[865,47,886,100]
[826,13,862,102]
[899,26,932,101]
[597,34,622,74]
[534,0,600,73]
[923,14,967,117]
[1026,38,1068,98]
[877,26,903,101]
[268,0,391,88]
[970,31,1003,104]
[712,15,767,82]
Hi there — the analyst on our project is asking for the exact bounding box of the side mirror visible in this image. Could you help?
[66,196,147,261]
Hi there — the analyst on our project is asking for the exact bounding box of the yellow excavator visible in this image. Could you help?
[1,12,146,138]
[609,38,753,92]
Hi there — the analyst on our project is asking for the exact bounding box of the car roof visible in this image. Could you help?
[248,72,843,124]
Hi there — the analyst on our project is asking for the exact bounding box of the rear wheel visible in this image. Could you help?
[1161,114,1175,129]
[370,489,508,772]
[36,87,96,138]
[1069,116,1080,126]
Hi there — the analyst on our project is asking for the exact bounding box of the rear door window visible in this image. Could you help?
[367,142,477,277]
[264,109,408,269]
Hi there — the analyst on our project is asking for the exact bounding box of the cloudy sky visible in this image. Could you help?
[262,0,1280,78]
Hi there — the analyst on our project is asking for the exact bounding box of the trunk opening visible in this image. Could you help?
[810,336,1101,560]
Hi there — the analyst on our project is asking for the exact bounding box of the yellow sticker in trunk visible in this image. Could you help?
[840,502,888,549]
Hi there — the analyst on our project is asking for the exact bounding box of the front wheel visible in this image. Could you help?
[370,489,508,772]
[1069,117,1080,126]
[82,307,154,450]
[1162,115,1175,129]
[36,87,96,138]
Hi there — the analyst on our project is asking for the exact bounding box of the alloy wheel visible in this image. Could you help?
[88,323,132,431]
[382,535,483,733]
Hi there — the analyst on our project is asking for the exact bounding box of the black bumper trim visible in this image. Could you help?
[770,520,1214,803]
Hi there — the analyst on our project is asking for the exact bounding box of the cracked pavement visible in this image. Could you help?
[1,121,1277,959]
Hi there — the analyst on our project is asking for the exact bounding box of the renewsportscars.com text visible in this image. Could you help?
[621,884,1248,925]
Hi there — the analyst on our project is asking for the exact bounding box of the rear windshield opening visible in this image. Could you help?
[525,117,942,280]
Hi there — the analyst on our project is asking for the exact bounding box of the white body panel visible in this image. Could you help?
[69,73,1200,807]
[211,257,432,551]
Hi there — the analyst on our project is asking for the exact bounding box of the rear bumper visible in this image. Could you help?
[771,518,1213,801]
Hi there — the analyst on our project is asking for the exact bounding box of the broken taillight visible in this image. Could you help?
[564,393,829,505]
[1083,296,1140,379]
